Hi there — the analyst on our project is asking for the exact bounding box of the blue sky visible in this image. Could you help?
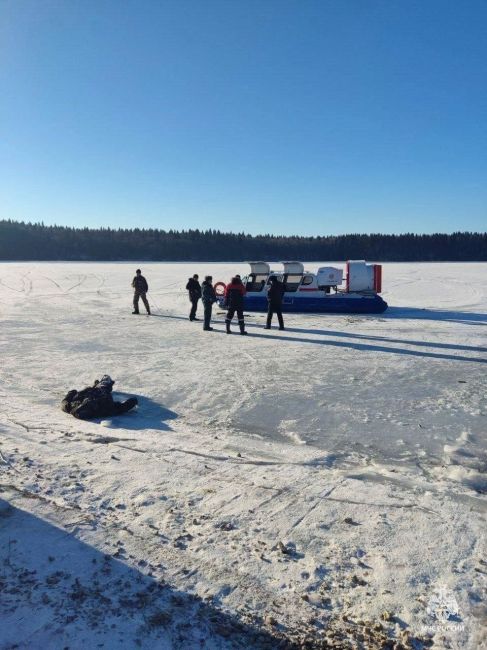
[1,0,486,236]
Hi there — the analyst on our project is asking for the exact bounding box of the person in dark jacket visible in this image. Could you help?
[224,277,247,335]
[265,275,285,330]
[186,274,202,321]
[132,269,150,315]
[61,375,138,420]
[201,275,216,331]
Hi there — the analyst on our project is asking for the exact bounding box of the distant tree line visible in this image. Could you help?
[0,220,485,261]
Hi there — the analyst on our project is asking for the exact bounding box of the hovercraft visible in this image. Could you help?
[216,260,388,314]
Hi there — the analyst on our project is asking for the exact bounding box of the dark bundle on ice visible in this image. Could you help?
[61,375,138,420]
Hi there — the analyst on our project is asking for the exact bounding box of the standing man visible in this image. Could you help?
[265,275,285,330]
[201,275,216,331]
[131,269,151,315]
[224,276,247,335]
[186,274,202,321]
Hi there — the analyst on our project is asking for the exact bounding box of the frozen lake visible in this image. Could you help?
[1,261,486,648]
[1,261,486,484]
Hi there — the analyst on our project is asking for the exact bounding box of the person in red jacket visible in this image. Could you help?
[224,277,247,335]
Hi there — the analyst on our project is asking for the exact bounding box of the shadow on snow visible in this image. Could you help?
[151,313,487,364]
[382,306,487,326]
[0,496,287,649]
[93,395,178,432]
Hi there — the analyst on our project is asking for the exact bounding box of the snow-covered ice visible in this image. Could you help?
[0,262,486,649]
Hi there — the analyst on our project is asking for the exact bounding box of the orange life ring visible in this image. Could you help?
[214,281,226,297]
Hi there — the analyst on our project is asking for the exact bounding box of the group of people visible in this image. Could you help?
[131,268,286,334]
[63,272,285,421]
[185,273,285,333]
[186,274,246,333]
[186,274,220,331]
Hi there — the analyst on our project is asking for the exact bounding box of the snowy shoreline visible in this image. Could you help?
[1,262,486,649]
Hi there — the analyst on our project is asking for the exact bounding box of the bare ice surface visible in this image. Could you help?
[0,262,486,648]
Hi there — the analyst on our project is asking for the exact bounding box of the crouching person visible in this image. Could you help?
[201,276,216,331]
[61,375,138,419]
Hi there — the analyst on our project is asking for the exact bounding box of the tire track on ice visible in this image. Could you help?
[42,275,62,290]
[65,274,87,292]
[285,478,346,534]
[0,278,23,292]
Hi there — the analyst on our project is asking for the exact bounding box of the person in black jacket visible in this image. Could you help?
[61,375,138,420]
[201,276,216,331]
[186,274,202,321]
[224,277,247,335]
[265,276,285,330]
[131,269,150,315]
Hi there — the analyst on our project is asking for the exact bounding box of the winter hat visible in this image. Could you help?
[98,375,114,391]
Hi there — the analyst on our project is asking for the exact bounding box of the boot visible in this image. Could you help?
[132,310,139,315]
[239,320,247,335]
[118,397,138,414]
[225,319,231,334]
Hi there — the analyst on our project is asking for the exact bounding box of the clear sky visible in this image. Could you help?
[1,0,486,236]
